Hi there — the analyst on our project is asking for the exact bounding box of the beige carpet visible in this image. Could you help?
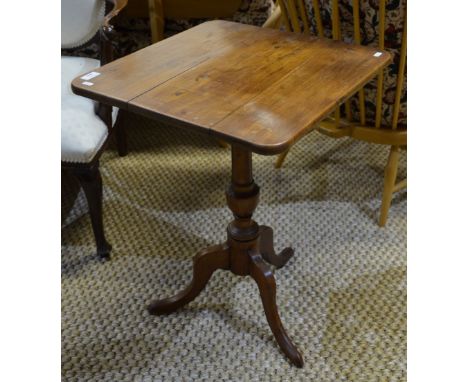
[61,113,407,381]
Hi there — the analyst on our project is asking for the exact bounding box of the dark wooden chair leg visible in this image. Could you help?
[148,243,230,315]
[249,252,304,367]
[114,111,128,157]
[74,164,112,259]
[259,225,294,268]
[115,123,128,157]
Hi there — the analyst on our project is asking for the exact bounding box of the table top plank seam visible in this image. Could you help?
[126,30,327,142]
[126,56,212,104]
[126,35,346,147]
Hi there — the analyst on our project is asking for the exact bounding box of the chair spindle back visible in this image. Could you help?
[276,0,407,130]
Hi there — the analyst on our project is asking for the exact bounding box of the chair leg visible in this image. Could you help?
[275,149,290,169]
[115,123,128,157]
[114,111,128,157]
[74,164,112,259]
[379,145,400,227]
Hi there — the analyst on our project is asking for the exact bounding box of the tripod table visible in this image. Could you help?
[72,20,391,367]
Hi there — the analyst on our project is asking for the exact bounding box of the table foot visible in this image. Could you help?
[148,244,229,315]
[259,225,294,268]
[249,251,304,368]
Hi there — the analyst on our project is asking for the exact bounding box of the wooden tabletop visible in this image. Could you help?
[72,20,391,155]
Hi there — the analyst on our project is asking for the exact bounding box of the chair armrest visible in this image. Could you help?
[100,0,128,66]
[102,0,128,32]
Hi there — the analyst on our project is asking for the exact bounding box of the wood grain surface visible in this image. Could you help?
[72,20,391,155]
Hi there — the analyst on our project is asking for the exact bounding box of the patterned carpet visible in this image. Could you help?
[61,113,407,381]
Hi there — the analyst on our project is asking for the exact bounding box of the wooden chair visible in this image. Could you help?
[268,0,407,226]
[61,0,128,259]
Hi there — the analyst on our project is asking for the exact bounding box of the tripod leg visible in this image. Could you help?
[249,252,304,367]
[148,244,229,315]
[259,226,294,268]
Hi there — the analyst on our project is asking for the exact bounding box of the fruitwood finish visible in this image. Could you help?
[72,21,391,155]
[72,20,390,366]
[270,0,407,226]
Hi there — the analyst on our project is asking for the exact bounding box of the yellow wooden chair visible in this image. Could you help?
[267,0,407,227]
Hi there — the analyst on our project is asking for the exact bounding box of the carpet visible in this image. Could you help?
[61,113,407,381]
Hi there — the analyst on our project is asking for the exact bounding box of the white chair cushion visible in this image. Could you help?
[61,0,106,49]
[61,95,108,163]
[61,56,118,163]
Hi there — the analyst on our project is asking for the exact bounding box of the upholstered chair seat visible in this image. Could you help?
[61,57,117,163]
